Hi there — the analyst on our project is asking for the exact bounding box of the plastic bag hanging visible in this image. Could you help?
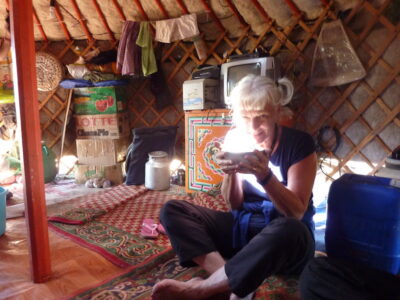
[310,19,366,87]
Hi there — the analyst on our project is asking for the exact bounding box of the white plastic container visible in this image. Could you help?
[145,151,170,190]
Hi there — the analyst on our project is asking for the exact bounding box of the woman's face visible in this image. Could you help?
[237,104,279,146]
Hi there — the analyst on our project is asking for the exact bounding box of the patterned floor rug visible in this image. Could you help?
[49,185,191,267]
[68,253,299,300]
[48,184,299,299]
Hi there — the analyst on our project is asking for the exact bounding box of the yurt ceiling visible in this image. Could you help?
[0,0,399,179]
[0,0,359,41]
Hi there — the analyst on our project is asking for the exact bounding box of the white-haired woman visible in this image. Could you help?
[152,75,317,300]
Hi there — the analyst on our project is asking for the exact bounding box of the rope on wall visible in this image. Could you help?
[316,125,341,180]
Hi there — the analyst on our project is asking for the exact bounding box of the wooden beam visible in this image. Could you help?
[69,0,94,42]
[154,0,169,18]
[9,0,52,283]
[133,0,149,21]
[283,0,302,17]
[199,0,225,32]
[250,0,271,23]
[111,0,126,21]
[91,0,116,42]
[52,2,73,41]
[224,0,247,27]
[32,8,48,42]
[175,0,189,14]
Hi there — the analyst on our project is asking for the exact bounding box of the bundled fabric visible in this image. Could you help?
[93,79,129,87]
[66,64,90,79]
[155,14,199,43]
[117,21,142,76]
[59,79,93,89]
[136,22,157,76]
[87,49,117,65]
[83,71,118,83]
[59,79,128,89]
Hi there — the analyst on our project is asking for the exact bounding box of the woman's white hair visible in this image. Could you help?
[230,74,294,121]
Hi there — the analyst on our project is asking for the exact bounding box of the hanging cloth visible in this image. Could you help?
[117,21,141,76]
[155,14,199,43]
[136,22,157,76]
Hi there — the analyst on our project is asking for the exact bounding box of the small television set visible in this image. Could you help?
[220,57,278,107]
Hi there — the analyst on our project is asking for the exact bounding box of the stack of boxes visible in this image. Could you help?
[73,86,130,184]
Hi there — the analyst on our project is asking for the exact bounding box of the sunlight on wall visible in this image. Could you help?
[58,155,78,175]
[313,157,378,208]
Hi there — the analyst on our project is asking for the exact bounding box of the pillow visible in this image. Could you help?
[125,126,178,185]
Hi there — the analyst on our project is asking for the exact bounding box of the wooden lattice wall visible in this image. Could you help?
[23,0,399,179]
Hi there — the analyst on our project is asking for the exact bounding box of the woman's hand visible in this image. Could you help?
[236,150,270,181]
[215,151,239,174]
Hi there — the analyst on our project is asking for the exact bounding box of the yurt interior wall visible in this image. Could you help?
[0,1,399,198]
[0,0,399,297]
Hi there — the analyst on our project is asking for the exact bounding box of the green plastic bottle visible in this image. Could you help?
[41,142,57,183]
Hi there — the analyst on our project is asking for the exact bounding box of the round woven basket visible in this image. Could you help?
[36,52,63,91]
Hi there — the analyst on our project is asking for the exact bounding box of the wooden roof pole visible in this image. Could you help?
[32,9,48,42]
[69,0,94,42]
[199,0,225,32]
[224,0,247,27]
[91,0,116,42]
[52,2,73,41]
[250,0,271,23]
[283,0,302,17]
[111,0,126,21]
[9,0,52,283]
[175,0,189,14]
[154,0,169,18]
[133,0,149,21]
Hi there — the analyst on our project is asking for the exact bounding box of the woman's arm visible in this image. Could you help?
[221,173,244,210]
[259,152,317,219]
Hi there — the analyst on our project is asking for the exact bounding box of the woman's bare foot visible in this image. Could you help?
[152,267,230,300]
[151,277,206,300]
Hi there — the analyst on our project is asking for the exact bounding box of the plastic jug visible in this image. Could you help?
[0,187,6,236]
[145,151,170,190]
[42,142,57,183]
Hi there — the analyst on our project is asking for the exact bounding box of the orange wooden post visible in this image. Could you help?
[9,0,52,282]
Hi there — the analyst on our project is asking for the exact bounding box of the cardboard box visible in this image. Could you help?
[73,86,127,115]
[74,163,124,184]
[75,113,130,139]
[76,138,130,165]
[183,79,220,110]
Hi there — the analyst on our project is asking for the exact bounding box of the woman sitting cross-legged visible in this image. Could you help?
[152,74,317,300]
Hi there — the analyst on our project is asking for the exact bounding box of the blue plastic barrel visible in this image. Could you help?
[0,187,6,236]
[326,174,400,275]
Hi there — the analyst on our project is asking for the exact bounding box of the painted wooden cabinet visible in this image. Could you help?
[185,109,232,193]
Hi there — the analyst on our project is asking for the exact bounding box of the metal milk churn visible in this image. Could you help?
[145,151,170,190]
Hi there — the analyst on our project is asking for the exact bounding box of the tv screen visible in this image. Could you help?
[221,57,276,107]
[227,63,262,97]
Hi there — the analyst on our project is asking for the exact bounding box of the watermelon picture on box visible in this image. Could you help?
[73,86,127,115]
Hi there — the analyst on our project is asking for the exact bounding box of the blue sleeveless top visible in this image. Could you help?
[232,126,316,249]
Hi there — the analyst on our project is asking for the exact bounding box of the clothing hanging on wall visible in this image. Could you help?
[117,21,142,76]
[155,14,199,43]
[136,22,157,76]
[87,49,117,65]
